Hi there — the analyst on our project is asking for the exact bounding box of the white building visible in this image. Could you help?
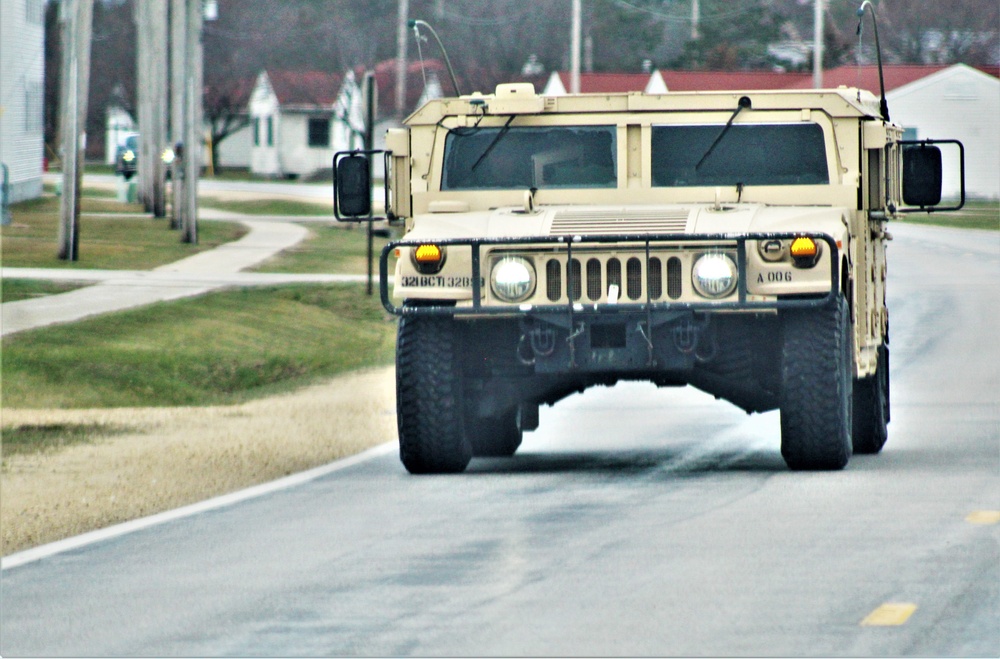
[248,70,364,179]
[0,0,46,203]
[886,64,999,200]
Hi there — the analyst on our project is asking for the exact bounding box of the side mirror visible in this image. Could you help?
[898,139,964,213]
[902,144,942,207]
[334,153,372,219]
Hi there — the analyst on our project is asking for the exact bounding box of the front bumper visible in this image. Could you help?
[379,232,841,318]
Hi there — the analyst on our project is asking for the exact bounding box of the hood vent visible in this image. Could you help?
[549,208,690,235]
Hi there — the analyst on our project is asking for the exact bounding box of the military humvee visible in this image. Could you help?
[335,81,963,474]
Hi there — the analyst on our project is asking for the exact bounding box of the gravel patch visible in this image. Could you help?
[1,367,396,556]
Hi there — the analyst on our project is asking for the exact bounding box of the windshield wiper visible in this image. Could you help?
[471,116,515,172]
[695,96,752,171]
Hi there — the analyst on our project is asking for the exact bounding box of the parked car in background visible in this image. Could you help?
[115,135,138,180]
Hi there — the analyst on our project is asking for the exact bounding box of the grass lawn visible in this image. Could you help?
[1,196,248,270]
[253,223,399,275]
[1,279,89,303]
[1,283,397,410]
[200,196,332,216]
[897,199,999,231]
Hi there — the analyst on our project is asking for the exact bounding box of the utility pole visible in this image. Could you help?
[170,0,185,230]
[135,0,151,209]
[364,72,376,296]
[150,0,168,217]
[135,0,166,216]
[813,0,825,88]
[57,0,94,261]
[182,0,202,244]
[395,0,409,118]
[691,0,700,40]
[570,0,581,94]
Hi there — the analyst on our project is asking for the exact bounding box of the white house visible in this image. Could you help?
[886,64,999,200]
[249,70,364,179]
[0,0,45,203]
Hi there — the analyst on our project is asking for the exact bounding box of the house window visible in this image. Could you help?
[253,117,260,146]
[266,116,273,146]
[308,117,330,147]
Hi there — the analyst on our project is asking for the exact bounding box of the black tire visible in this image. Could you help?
[852,344,889,454]
[466,406,523,457]
[779,296,853,470]
[396,314,472,474]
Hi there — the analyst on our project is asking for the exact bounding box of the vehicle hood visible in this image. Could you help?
[405,203,850,242]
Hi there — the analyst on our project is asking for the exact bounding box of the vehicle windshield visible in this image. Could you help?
[125,135,138,150]
[651,123,828,187]
[442,125,617,190]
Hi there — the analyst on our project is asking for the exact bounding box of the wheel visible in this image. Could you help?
[852,344,889,454]
[779,296,853,470]
[466,405,522,457]
[396,313,472,474]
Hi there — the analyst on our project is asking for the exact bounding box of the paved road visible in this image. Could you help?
[2,223,997,657]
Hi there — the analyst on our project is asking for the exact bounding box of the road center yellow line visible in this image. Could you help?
[860,603,918,626]
[965,510,1000,525]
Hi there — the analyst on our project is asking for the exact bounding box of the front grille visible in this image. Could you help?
[534,246,734,305]
[544,253,683,303]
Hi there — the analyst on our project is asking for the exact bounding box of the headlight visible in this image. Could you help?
[491,256,536,302]
[692,253,738,298]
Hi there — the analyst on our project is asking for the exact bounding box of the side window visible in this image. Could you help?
[266,116,274,147]
[253,117,260,146]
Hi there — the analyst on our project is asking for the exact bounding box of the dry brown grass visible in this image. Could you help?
[1,367,396,556]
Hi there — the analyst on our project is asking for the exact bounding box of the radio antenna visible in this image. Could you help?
[408,20,462,97]
[856,1,890,121]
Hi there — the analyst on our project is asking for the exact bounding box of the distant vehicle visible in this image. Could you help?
[115,135,138,180]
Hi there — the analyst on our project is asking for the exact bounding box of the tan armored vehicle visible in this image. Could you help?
[335,80,963,474]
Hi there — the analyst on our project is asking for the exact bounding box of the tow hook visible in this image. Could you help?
[673,316,716,362]
[518,324,557,365]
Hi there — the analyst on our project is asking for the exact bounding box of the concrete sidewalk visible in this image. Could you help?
[2,215,362,337]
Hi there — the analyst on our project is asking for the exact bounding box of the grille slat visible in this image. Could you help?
[568,259,582,301]
[546,259,562,301]
[586,259,602,301]
[648,257,662,300]
[667,256,682,299]
[626,258,642,300]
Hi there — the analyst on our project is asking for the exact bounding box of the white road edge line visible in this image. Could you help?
[1,441,396,571]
